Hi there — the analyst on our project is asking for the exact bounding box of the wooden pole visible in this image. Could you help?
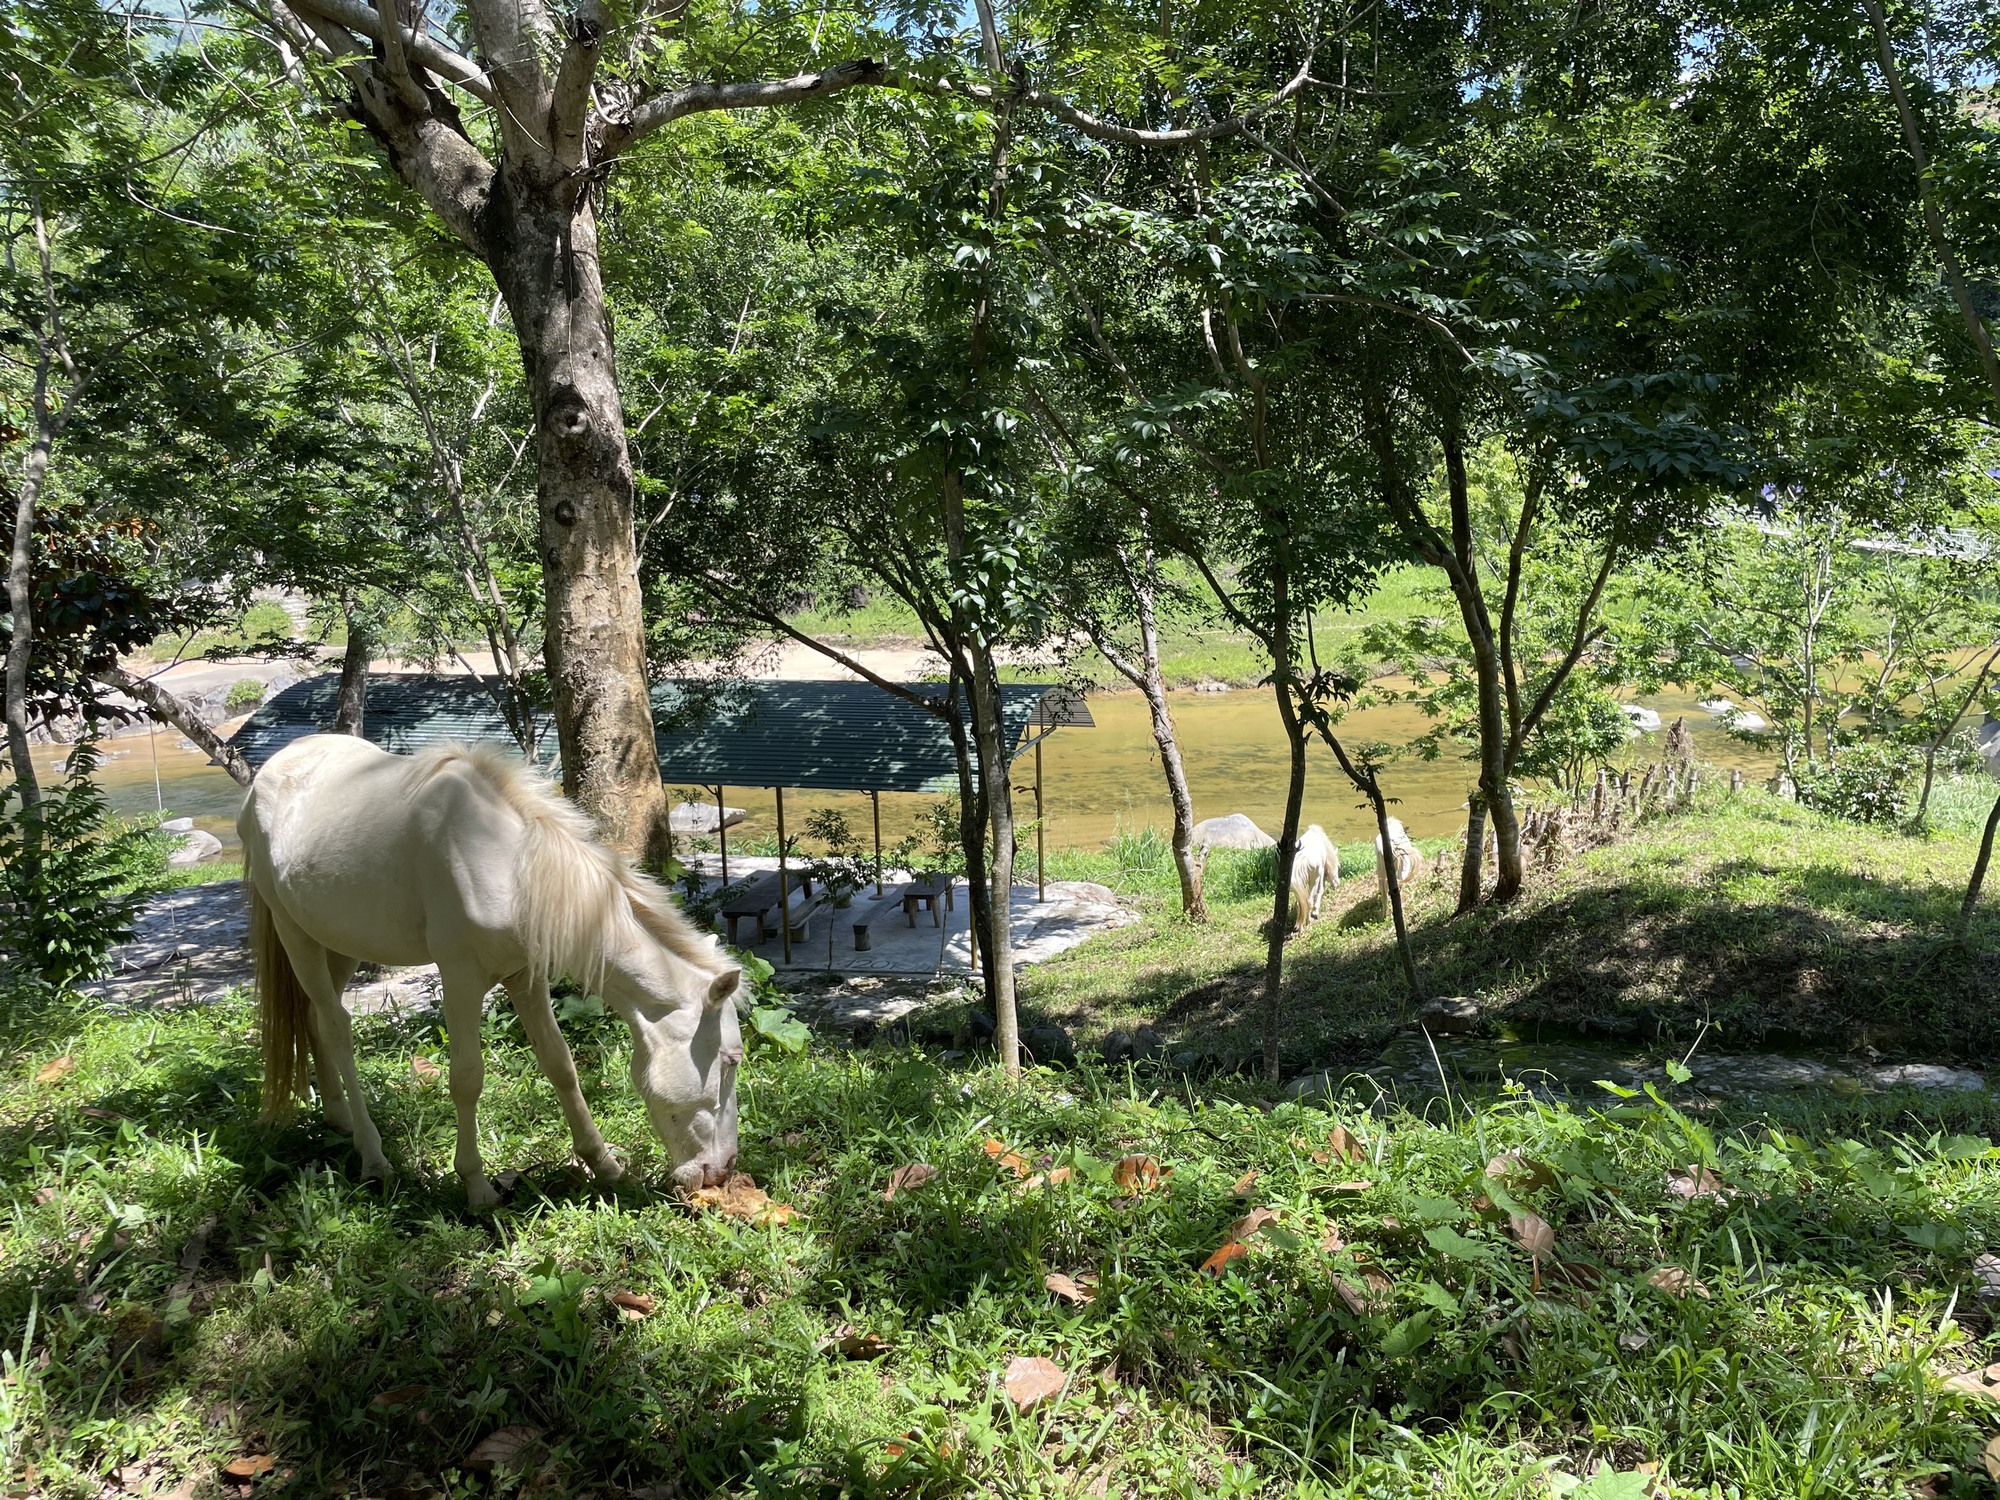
[871,789,883,896]
[776,785,791,965]
[1034,737,1045,902]
[715,785,729,886]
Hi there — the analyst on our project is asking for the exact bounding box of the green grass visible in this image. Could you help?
[1024,785,2000,1069]
[4,993,1999,1498]
[10,788,2000,1497]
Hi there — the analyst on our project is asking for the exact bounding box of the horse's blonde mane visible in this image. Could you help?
[410,744,722,992]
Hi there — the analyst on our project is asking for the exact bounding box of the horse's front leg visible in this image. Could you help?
[438,964,499,1209]
[504,971,623,1183]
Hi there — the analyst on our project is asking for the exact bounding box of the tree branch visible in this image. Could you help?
[93,666,254,788]
[279,0,493,102]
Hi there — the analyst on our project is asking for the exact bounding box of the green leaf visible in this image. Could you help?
[1595,1080,1641,1099]
[1664,1058,1692,1084]
[750,1006,811,1054]
[1422,1226,1495,1262]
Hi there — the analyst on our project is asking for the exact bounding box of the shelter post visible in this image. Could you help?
[1035,737,1045,902]
[775,785,791,965]
[871,790,883,895]
[715,785,729,886]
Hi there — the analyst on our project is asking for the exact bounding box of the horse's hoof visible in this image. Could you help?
[464,1177,501,1210]
[587,1151,625,1183]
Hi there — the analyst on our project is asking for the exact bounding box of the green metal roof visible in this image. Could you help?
[228,674,1089,793]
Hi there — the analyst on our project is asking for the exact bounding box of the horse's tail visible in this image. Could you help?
[250,879,313,1122]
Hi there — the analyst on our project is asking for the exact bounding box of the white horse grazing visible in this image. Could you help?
[1376,816,1420,894]
[238,735,743,1207]
[1289,824,1340,931]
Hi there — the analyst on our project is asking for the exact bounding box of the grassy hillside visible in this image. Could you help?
[1029,787,2000,1070]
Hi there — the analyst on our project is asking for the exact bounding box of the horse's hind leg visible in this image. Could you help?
[437,962,499,1209]
[268,906,392,1184]
[505,971,623,1183]
[312,953,359,1135]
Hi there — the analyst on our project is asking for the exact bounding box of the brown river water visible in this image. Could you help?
[30,687,1772,861]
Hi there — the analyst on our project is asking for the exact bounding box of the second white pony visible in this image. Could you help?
[1289,824,1340,931]
[1376,816,1420,894]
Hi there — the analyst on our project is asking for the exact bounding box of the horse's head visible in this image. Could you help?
[608,944,744,1190]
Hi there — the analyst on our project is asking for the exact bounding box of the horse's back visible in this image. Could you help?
[241,736,526,971]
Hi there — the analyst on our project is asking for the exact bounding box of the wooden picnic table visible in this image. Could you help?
[901,877,948,928]
[718,870,813,946]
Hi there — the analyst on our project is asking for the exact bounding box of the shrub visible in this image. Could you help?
[0,744,161,1002]
[224,678,266,711]
[1797,741,1917,825]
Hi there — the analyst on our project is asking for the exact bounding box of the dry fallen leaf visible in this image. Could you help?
[1664,1165,1728,1201]
[34,1057,74,1085]
[1112,1154,1170,1195]
[1044,1272,1096,1306]
[411,1056,443,1085]
[1319,1226,1345,1254]
[1199,1239,1252,1278]
[834,1324,890,1359]
[463,1426,540,1474]
[30,1187,55,1206]
[1230,1168,1259,1197]
[1618,1328,1651,1352]
[1002,1355,1067,1410]
[1646,1266,1710,1300]
[1333,1266,1394,1316]
[609,1290,656,1319]
[220,1455,274,1481]
[1326,1124,1368,1164]
[1982,1433,2000,1482]
[1325,1180,1373,1195]
[882,1162,938,1200]
[368,1383,427,1411]
[1941,1363,2000,1402]
[683,1172,798,1226]
[1506,1210,1555,1261]
[1226,1206,1280,1242]
[983,1138,1031,1178]
[1484,1153,1555,1194]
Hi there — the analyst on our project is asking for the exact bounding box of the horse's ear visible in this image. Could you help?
[706,969,742,1007]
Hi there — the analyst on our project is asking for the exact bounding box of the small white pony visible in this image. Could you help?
[238,735,743,1207]
[1289,824,1340,931]
[1376,816,1420,894]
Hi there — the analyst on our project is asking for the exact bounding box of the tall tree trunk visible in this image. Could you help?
[1440,433,1524,904]
[1103,536,1207,920]
[969,644,1021,1075]
[489,188,666,861]
[1145,674,1207,922]
[1262,626,1308,1082]
[1963,792,2000,929]
[2,438,48,845]
[1458,797,1488,914]
[334,602,369,737]
[93,666,254,787]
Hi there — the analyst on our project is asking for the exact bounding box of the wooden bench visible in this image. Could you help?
[849,891,913,952]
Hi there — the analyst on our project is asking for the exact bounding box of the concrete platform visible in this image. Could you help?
[677,855,1136,976]
[82,860,1135,1015]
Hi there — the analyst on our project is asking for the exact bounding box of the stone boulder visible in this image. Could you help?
[1022,1019,1077,1068]
[1192,814,1276,851]
[670,802,746,834]
[167,829,225,866]
[1100,1028,1135,1063]
[1416,995,1481,1035]
[1131,1023,1163,1061]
